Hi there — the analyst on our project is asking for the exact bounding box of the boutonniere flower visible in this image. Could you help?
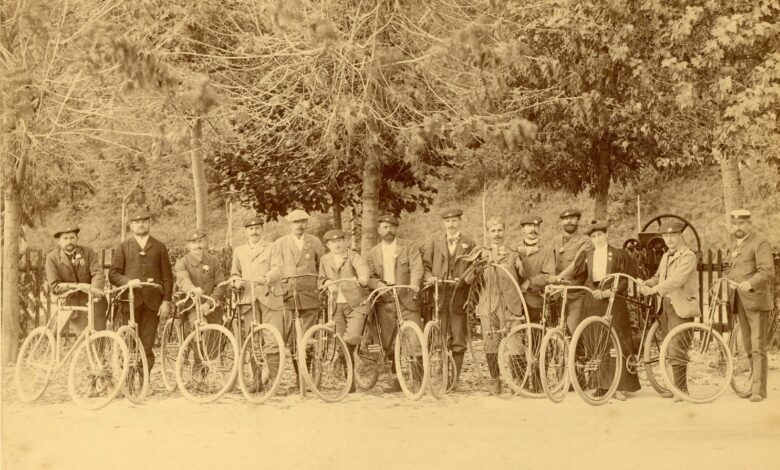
[731,250,739,258]
[393,246,401,260]
[202,265,210,272]
[139,250,146,256]
[74,253,85,266]
[461,243,469,250]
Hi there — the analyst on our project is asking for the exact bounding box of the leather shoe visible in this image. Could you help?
[384,379,402,393]
[490,378,501,396]
[750,393,764,403]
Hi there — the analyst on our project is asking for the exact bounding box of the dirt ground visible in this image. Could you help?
[2,354,779,470]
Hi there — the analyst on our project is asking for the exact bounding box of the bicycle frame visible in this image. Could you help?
[276,273,320,397]
[363,284,419,358]
[48,289,101,373]
[421,279,458,324]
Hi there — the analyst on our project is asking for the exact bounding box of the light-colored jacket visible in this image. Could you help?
[230,241,283,309]
[319,250,370,308]
[646,246,700,318]
[727,232,775,311]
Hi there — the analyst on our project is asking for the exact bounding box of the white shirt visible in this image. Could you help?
[735,236,747,247]
[134,235,149,249]
[292,234,305,252]
[381,240,397,284]
[592,245,608,283]
[446,232,461,255]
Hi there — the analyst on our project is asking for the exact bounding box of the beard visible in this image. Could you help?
[563,224,577,234]
[734,230,746,239]
[382,233,396,242]
[63,243,76,252]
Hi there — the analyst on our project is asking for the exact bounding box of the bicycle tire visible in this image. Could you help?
[659,322,733,404]
[539,327,569,403]
[238,323,286,403]
[498,323,545,398]
[395,320,430,400]
[175,324,238,404]
[67,330,130,410]
[424,321,449,399]
[160,318,182,392]
[642,320,669,395]
[353,320,381,391]
[15,327,56,403]
[300,325,352,403]
[116,326,149,404]
[729,321,752,398]
[568,316,622,406]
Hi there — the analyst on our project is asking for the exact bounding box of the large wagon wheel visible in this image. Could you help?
[641,214,701,254]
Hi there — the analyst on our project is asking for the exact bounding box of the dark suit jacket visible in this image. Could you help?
[109,236,174,309]
[274,233,324,310]
[365,238,423,312]
[318,250,370,308]
[727,232,775,311]
[422,233,475,311]
[45,246,105,307]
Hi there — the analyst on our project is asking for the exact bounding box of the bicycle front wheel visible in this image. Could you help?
[176,324,238,403]
[729,321,751,398]
[569,316,622,406]
[498,323,545,398]
[660,322,733,404]
[424,321,449,399]
[67,330,129,410]
[160,318,182,392]
[353,320,381,391]
[539,327,569,403]
[116,326,149,404]
[395,321,429,400]
[300,325,352,403]
[238,323,286,403]
[642,320,669,395]
[15,327,56,403]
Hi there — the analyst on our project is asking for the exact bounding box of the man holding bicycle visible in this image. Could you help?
[726,209,775,402]
[422,208,475,391]
[516,215,555,323]
[45,226,107,333]
[174,230,227,326]
[109,211,174,372]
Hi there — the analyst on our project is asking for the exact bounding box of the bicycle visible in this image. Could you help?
[15,287,130,410]
[298,278,356,402]
[659,277,748,403]
[420,278,459,399]
[353,285,430,400]
[159,291,187,392]
[107,281,161,404]
[173,292,239,403]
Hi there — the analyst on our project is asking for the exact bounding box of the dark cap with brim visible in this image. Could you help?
[658,220,685,234]
[584,220,610,235]
[323,230,346,242]
[559,208,581,219]
[130,211,152,222]
[53,227,80,239]
[186,230,207,242]
[377,214,399,226]
[244,216,264,228]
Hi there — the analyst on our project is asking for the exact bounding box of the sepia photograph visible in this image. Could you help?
[1,0,778,469]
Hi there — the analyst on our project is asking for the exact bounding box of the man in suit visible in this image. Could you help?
[640,220,700,400]
[726,209,775,402]
[516,215,555,323]
[319,229,370,393]
[45,227,107,333]
[275,209,324,390]
[109,211,174,372]
[422,208,475,391]
[174,230,227,326]
[365,214,423,393]
[547,208,593,334]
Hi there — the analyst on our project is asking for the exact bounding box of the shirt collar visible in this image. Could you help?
[446,232,461,241]
[134,235,150,247]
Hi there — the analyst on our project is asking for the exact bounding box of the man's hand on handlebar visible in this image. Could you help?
[190,287,204,297]
[128,279,142,288]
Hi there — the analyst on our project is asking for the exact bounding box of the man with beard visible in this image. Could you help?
[516,215,555,323]
[547,208,593,334]
[365,214,423,393]
[45,227,108,334]
[109,211,174,373]
[725,209,774,402]
[422,208,476,391]
[174,230,227,326]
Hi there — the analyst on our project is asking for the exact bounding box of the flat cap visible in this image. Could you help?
[377,214,399,226]
[53,226,80,239]
[322,230,346,242]
[285,209,309,222]
[244,216,264,227]
[658,220,685,234]
[519,215,543,226]
[130,210,152,222]
[730,209,751,220]
[485,216,505,229]
[440,208,463,219]
[186,230,207,242]
[584,220,610,235]
[559,208,581,219]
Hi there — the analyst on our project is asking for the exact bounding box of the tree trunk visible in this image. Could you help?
[719,151,743,215]
[191,118,208,232]
[331,196,343,230]
[593,144,610,221]
[2,180,22,365]
[360,146,380,255]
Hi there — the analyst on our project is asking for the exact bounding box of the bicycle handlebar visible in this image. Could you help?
[713,277,754,293]
[364,284,419,306]
[279,273,319,282]
[544,283,595,297]
[108,282,162,296]
[320,278,361,291]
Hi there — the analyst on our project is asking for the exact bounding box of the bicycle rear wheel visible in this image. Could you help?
[116,326,149,404]
[569,316,622,406]
[176,324,238,403]
[160,318,182,392]
[424,321,448,399]
[395,321,429,400]
[642,320,669,395]
[300,325,352,403]
[498,323,544,398]
[68,331,129,410]
[660,322,733,404]
[539,327,569,403]
[729,321,751,398]
[238,323,285,403]
[353,320,381,390]
[15,327,56,403]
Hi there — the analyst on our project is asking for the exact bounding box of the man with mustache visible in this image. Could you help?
[516,215,555,323]
[45,226,107,334]
[725,209,774,402]
[174,230,227,326]
[365,214,423,393]
[547,208,593,334]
